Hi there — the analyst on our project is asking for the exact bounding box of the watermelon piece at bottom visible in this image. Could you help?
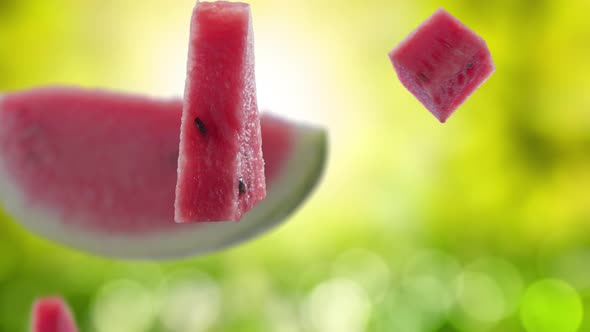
[389,8,495,123]
[0,86,327,259]
[176,1,265,222]
[30,297,78,332]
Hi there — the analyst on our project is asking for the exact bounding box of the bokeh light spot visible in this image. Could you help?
[91,279,155,332]
[265,295,301,332]
[520,279,583,332]
[332,248,391,303]
[405,276,452,318]
[456,271,506,323]
[467,257,524,316]
[158,269,221,332]
[303,278,371,332]
[387,301,423,332]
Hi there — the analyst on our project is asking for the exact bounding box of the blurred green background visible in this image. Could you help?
[1,0,590,331]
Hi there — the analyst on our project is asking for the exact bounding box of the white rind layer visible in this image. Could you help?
[0,112,327,259]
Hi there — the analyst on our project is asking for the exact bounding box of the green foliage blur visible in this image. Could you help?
[1,0,590,331]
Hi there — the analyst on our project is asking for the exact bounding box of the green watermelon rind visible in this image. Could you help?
[0,103,327,259]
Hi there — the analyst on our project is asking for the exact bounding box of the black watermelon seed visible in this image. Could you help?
[418,72,429,82]
[194,117,207,136]
[466,63,473,70]
[238,178,247,195]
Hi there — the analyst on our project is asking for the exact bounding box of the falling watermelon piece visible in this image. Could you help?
[0,86,327,259]
[176,1,265,222]
[30,297,78,332]
[389,8,495,123]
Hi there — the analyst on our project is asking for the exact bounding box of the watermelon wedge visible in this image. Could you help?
[389,8,495,123]
[176,1,265,222]
[30,297,78,332]
[0,87,327,259]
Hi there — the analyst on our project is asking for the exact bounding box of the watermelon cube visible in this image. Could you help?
[30,297,79,332]
[389,8,495,123]
[175,1,266,222]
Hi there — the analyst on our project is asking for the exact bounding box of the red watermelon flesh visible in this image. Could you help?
[0,87,286,234]
[0,86,327,259]
[0,87,180,233]
[176,1,265,223]
[389,8,495,123]
[30,297,78,332]
[259,114,293,180]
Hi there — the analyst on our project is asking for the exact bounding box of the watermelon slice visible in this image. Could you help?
[176,1,265,222]
[0,87,327,259]
[389,8,495,123]
[30,297,78,332]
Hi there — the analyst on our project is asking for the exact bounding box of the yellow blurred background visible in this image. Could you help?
[1,0,590,331]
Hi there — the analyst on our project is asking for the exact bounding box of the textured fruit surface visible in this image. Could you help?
[30,297,78,332]
[0,87,327,259]
[176,1,265,222]
[389,8,495,123]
